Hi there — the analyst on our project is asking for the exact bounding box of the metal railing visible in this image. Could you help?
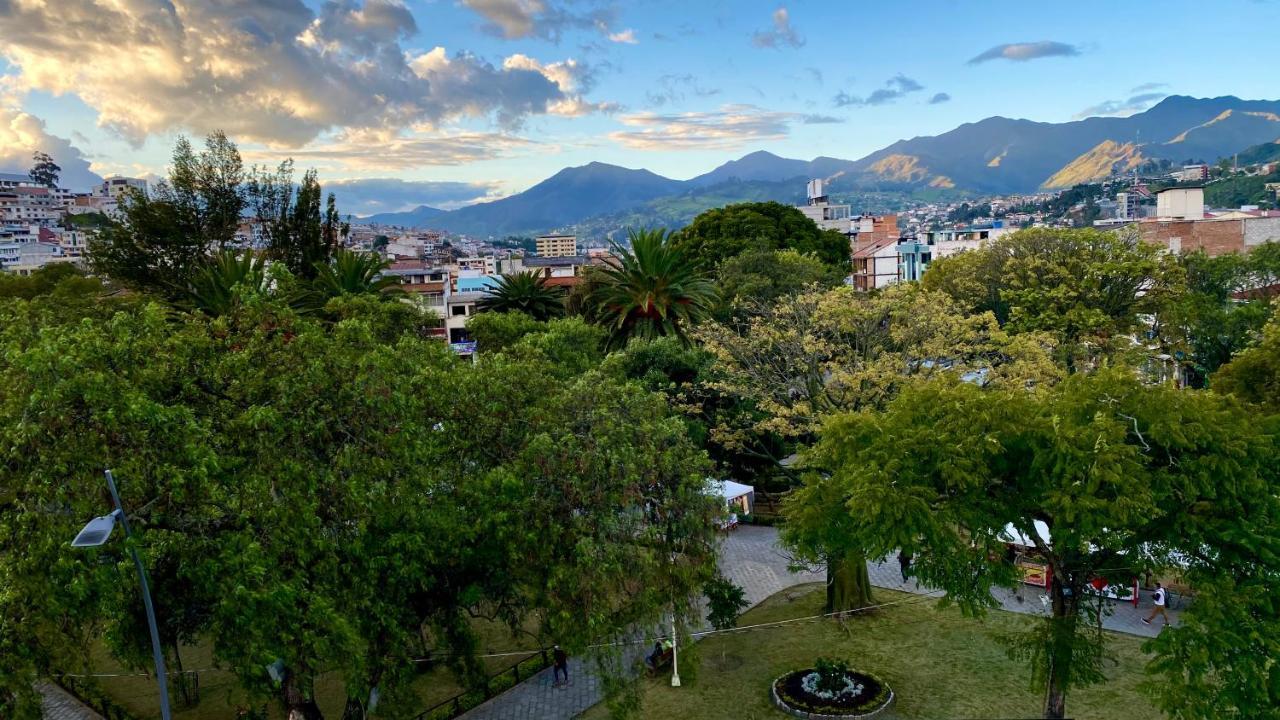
[411,649,551,720]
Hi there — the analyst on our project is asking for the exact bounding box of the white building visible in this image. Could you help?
[96,176,148,201]
[796,179,853,234]
[1156,187,1205,221]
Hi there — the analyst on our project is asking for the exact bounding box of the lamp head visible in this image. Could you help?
[72,510,121,547]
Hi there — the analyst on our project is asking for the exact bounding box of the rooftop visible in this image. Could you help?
[524,255,587,267]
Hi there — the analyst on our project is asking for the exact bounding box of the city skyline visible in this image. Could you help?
[1,0,1278,214]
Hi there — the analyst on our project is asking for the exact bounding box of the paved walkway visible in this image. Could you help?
[456,526,1178,719]
[457,526,820,720]
[37,682,103,720]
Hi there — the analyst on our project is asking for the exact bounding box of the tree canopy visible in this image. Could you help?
[791,370,1279,719]
[671,201,849,269]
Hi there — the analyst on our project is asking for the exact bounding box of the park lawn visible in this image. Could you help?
[84,616,543,719]
[583,583,1163,720]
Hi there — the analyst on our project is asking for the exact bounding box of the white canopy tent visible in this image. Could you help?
[707,479,755,515]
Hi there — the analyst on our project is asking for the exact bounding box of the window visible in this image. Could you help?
[451,304,467,316]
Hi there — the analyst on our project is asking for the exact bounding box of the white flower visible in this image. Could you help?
[800,671,865,701]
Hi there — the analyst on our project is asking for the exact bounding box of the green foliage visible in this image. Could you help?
[0,294,716,719]
[703,576,748,632]
[0,263,102,301]
[1213,310,1280,412]
[28,150,60,187]
[311,248,400,300]
[179,249,271,317]
[588,228,717,349]
[796,370,1279,718]
[90,132,246,295]
[248,161,346,279]
[466,310,547,354]
[812,657,852,696]
[477,273,566,321]
[671,201,849,269]
[713,248,842,317]
[1203,170,1280,209]
[922,227,1180,370]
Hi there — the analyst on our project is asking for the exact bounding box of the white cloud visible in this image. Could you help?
[1074,92,1168,119]
[608,29,638,44]
[0,1,606,146]
[242,127,536,171]
[460,0,618,42]
[752,7,804,49]
[325,178,500,214]
[610,104,797,151]
[967,41,1080,64]
[0,108,102,190]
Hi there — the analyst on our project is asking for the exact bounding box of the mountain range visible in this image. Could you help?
[359,96,1280,236]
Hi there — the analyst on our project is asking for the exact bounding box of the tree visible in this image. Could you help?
[922,227,1180,371]
[90,132,245,294]
[477,272,566,320]
[671,201,850,269]
[247,161,344,279]
[699,284,1059,612]
[795,370,1279,719]
[588,228,717,349]
[703,575,748,664]
[466,310,547,354]
[0,294,717,720]
[1212,310,1280,413]
[28,151,60,187]
[713,248,842,319]
[179,249,272,317]
[311,249,400,300]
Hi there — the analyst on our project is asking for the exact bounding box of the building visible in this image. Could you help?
[1173,165,1209,183]
[1155,187,1205,220]
[0,187,63,224]
[797,179,853,234]
[1138,215,1280,256]
[444,291,486,344]
[457,255,498,274]
[536,234,578,257]
[522,255,588,289]
[897,223,1017,282]
[849,214,899,291]
[96,176,148,201]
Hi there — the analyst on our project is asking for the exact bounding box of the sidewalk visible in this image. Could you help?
[37,682,103,720]
[455,526,1177,719]
[456,525,819,720]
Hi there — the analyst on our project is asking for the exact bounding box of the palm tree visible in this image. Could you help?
[312,249,401,300]
[180,249,270,317]
[477,272,566,320]
[589,228,717,348]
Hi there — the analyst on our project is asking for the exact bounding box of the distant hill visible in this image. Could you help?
[428,162,685,237]
[1234,140,1280,166]
[359,204,446,226]
[363,96,1280,235]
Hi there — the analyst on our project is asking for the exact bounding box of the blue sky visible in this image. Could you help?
[1,0,1277,213]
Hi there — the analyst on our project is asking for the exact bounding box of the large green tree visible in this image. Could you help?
[1212,309,1280,413]
[700,283,1058,612]
[671,201,850,269]
[28,151,60,187]
[90,132,246,294]
[0,295,717,719]
[795,370,1279,719]
[922,227,1181,371]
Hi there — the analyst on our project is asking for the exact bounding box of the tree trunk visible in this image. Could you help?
[282,673,324,720]
[339,697,364,720]
[825,549,872,613]
[1042,578,1078,720]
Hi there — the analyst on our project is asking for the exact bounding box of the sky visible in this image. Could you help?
[0,0,1277,215]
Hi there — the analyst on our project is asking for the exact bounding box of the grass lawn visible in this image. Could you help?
[85,617,541,719]
[583,583,1163,720]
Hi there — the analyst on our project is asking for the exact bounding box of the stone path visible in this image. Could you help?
[455,526,1179,719]
[37,682,103,720]
[456,526,820,720]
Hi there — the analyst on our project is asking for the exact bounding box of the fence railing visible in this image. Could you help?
[410,649,551,720]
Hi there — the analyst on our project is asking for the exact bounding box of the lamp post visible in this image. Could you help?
[72,470,172,720]
[669,615,680,688]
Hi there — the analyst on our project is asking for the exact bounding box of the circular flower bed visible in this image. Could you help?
[771,668,893,719]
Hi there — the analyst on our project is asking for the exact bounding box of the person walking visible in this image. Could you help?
[552,645,569,687]
[897,550,913,583]
[1142,582,1169,626]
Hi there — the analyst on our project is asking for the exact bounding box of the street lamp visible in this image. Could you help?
[72,470,172,720]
